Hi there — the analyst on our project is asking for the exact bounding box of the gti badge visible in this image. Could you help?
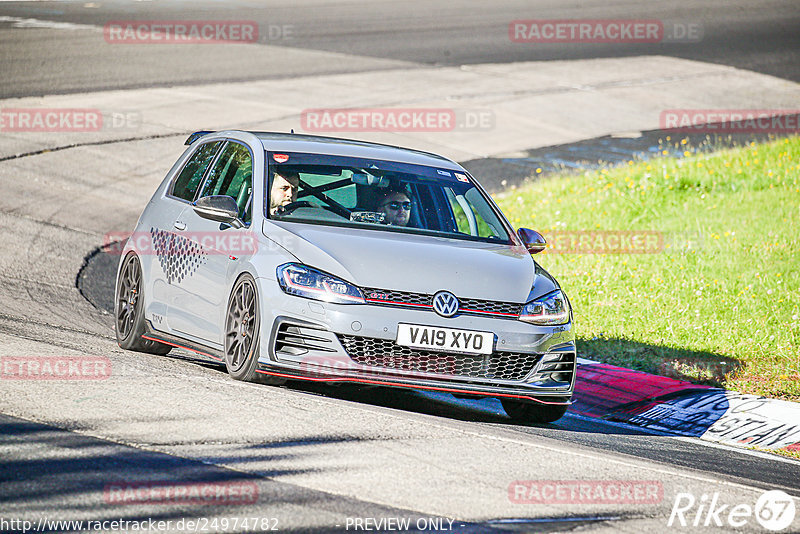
[432,291,459,318]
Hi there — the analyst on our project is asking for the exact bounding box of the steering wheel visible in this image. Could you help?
[276,201,349,218]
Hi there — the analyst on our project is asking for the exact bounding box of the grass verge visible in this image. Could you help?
[494,136,799,402]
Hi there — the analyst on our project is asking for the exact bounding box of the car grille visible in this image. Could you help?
[337,335,541,382]
[360,287,522,318]
[459,297,522,316]
[362,288,431,307]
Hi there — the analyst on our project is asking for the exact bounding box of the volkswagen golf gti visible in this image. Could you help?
[114,130,576,423]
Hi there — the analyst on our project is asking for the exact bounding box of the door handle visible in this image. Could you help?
[173,221,186,231]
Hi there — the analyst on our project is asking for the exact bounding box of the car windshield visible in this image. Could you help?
[265,152,511,244]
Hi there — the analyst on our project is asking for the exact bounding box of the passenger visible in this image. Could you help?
[376,186,412,226]
[270,169,300,215]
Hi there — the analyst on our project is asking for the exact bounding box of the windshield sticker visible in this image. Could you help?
[350,211,386,224]
[273,153,289,163]
[455,172,469,183]
[437,169,452,177]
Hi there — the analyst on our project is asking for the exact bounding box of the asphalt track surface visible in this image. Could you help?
[0,0,798,98]
[1,1,799,533]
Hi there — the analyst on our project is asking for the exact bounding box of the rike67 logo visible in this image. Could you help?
[668,490,796,531]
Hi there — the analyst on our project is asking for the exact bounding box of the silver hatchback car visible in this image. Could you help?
[115,131,575,423]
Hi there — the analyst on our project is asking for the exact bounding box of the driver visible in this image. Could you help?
[269,169,300,215]
[376,185,412,226]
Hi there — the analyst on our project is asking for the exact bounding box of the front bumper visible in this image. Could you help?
[255,277,576,405]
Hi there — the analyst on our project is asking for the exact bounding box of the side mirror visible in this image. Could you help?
[517,228,546,254]
[193,195,244,229]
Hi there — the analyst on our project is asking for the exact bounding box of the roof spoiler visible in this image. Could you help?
[185,131,213,145]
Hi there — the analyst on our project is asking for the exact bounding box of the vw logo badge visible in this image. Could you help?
[432,291,459,318]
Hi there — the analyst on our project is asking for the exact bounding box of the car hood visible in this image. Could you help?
[263,221,536,302]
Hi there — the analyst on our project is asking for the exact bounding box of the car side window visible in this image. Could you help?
[171,141,223,201]
[444,186,501,239]
[200,142,253,223]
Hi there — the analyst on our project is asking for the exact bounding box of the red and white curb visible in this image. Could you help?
[572,359,800,453]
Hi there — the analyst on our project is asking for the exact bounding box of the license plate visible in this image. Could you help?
[396,323,493,355]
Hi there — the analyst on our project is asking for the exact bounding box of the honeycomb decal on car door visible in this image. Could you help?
[150,228,171,276]
[150,227,207,284]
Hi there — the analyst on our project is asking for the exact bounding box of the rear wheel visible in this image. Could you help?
[501,399,568,424]
[224,274,284,385]
[115,253,171,355]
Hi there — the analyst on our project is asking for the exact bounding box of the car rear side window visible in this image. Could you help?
[171,141,222,201]
[444,186,503,239]
[200,142,253,223]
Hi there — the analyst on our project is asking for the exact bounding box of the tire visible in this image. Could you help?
[501,398,568,424]
[115,253,171,355]
[224,274,284,385]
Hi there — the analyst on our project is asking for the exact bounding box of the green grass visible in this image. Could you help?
[768,447,800,461]
[494,136,800,401]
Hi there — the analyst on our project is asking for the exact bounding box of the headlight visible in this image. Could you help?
[277,263,365,304]
[519,290,570,325]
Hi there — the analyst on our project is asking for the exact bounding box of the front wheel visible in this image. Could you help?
[501,399,568,424]
[115,253,170,355]
[224,274,284,385]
